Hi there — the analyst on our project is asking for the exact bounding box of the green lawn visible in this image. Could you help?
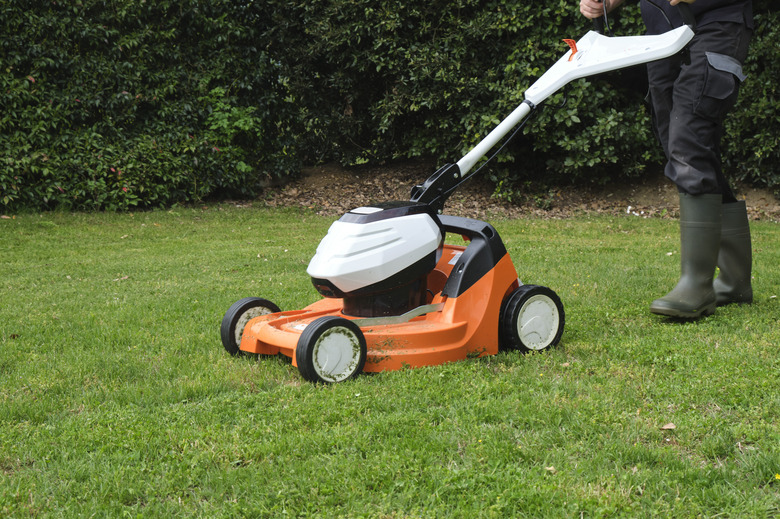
[1,205,779,517]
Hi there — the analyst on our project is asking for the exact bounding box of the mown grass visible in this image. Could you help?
[1,205,779,517]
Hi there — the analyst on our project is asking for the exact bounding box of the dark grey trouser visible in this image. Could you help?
[646,21,752,198]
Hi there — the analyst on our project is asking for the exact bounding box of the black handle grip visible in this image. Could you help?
[677,3,697,31]
[593,16,605,34]
[593,0,606,34]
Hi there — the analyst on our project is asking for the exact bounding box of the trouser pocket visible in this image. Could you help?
[694,52,745,123]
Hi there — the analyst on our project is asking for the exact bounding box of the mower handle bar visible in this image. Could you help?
[412,3,697,212]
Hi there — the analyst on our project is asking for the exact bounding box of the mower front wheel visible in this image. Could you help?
[500,285,564,352]
[296,317,367,384]
[221,297,281,355]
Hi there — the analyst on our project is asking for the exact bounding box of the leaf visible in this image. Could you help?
[660,423,676,430]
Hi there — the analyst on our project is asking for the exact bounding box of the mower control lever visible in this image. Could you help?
[593,0,606,34]
[678,3,696,31]
[593,2,696,34]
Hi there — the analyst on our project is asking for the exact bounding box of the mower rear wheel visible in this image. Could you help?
[500,285,564,352]
[296,317,367,383]
[221,297,281,355]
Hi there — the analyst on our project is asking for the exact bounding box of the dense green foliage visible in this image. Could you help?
[1,0,300,210]
[2,0,778,210]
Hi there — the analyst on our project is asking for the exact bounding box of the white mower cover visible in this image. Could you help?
[457,26,694,175]
[307,208,442,294]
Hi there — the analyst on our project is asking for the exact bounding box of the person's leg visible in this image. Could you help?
[660,22,750,196]
[696,22,754,306]
[646,22,750,318]
[713,200,753,305]
[650,193,721,318]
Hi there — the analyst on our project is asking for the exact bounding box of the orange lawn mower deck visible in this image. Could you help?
[221,210,565,383]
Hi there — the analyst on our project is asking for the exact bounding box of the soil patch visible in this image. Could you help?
[263,160,780,222]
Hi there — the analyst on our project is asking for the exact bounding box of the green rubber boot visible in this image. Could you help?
[713,200,753,306]
[650,193,722,319]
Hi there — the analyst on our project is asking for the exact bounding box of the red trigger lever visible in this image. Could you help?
[563,39,578,61]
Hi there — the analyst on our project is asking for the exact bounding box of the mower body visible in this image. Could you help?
[238,213,521,372]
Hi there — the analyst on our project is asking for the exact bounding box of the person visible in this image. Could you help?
[579,0,754,319]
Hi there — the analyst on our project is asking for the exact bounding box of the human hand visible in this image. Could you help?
[580,0,603,19]
[579,0,625,20]
[669,0,696,5]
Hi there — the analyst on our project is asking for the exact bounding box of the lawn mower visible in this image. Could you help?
[220,6,695,383]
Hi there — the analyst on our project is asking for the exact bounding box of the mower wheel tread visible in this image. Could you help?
[220,297,281,355]
[296,316,367,383]
[500,284,564,352]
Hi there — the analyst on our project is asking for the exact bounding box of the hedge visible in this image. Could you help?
[1,0,301,210]
[2,0,778,211]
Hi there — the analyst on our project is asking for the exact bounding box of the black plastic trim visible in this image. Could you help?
[338,201,442,225]
[409,163,462,213]
[439,215,509,298]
